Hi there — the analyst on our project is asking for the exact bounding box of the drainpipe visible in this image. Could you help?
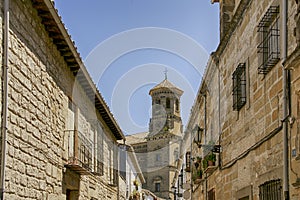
[281,0,290,199]
[0,0,9,199]
[202,92,207,200]
[190,124,193,200]
[217,58,221,168]
[117,144,120,200]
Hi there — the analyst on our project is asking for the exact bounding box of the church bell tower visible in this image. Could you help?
[148,75,183,137]
[145,73,183,199]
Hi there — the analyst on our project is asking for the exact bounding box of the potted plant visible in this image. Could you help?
[206,152,216,166]
[192,169,203,184]
[202,152,216,170]
[194,156,202,169]
[202,158,208,170]
[196,156,202,163]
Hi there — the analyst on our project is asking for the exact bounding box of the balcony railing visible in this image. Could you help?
[65,130,93,174]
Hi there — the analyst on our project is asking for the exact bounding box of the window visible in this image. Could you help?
[112,143,119,186]
[166,98,170,108]
[108,142,119,186]
[80,144,92,170]
[175,99,179,111]
[155,182,161,192]
[156,154,161,162]
[119,145,127,180]
[232,63,246,111]
[94,123,104,176]
[185,151,191,172]
[259,179,282,200]
[174,147,179,162]
[155,99,160,105]
[257,6,280,74]
[208,189,215,200]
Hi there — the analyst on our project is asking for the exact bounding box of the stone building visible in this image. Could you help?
[126,77,183,200]
[172,0,300,200]
[119,144,145,200]
[0,0,143,199]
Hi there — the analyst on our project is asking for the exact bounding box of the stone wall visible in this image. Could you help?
[0,0,122,199]
[186,0,300,199]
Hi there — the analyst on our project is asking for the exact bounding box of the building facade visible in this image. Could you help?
[127,78,183,200]
[173,0,300,200]
[119,144,145,200]
[0,0,139,199]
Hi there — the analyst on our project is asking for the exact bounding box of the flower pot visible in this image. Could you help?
[208,160,215,166]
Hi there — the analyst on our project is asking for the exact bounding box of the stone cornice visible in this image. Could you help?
[213,0,253,60]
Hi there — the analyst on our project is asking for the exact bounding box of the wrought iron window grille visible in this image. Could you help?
[257,6,280,74]
[185,151,191,172]
[208,189,215,200]
[259,179,282,200]
[232,63,246,111]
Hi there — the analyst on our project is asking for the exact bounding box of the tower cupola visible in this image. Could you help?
[148,77,183,137]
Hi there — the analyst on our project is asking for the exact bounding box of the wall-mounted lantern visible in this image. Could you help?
[193,125,203,148]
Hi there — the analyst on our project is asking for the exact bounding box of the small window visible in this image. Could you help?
[174,147,179,161]
[259,179,282,200]
[208,189,215,200]
[155,99,160,105]
[175,99,179,111]
[257,6,280,74]
[166,98,170,108]
[155,182,161,192]
[185,151,191,172]
[232,63,246,111]
[156,154,161,162]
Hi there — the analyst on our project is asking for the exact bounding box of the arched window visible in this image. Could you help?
[155,182,160,192]
[166,98,170,108]
[155,99,160,105]
[153,176,162,192]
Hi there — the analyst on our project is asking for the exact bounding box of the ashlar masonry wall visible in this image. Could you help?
[191,0,299,199]
[0,1,122,199]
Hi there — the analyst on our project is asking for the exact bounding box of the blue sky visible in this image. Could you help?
[55,0,220,135]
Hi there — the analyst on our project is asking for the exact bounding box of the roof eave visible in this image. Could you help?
[34,0,125,140]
